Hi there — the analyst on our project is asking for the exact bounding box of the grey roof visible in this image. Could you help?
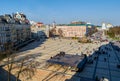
[0,67,21,81]
[47,54,86,68]
[0,13,30,25]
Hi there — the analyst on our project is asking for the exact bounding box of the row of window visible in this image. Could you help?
[0,37,8,43]
[68,32,84,35]
[0,27,9,31]
[0,33,6,37]
[0,26,30,31]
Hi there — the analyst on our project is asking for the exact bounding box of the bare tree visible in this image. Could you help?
[58,28,63,38]
[0,40,41,81]
[3,54,40,81]
[6,53,15,81]
[49,27,56,37]
[107,26,120,39]
[3,43,15,81]
[15,56,38,81]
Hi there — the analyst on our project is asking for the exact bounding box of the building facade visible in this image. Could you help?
[102,22,113,30]
[31,22,46,39]
[36,22,44,27]
[0,13,31,51]
[55,24,95,38]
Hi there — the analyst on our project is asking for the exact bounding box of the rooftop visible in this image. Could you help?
[47,52,87,68]
[67,24,94,26]
[0,12,30,25]
[57,24,94,26]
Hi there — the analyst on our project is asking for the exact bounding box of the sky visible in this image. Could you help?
[0,0,120,25]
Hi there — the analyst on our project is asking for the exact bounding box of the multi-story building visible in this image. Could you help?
[0,12,31,51]
[70,21,87,24]
[30,22,46,39]
[55,23,95,38]
[36,22,44,27]
[102,22,113,30]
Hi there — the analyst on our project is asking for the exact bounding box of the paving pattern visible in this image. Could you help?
[18,38,102,62]
[3,38,120,81]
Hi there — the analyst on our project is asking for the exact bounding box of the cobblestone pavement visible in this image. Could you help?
[18,38,104,62]
[3,38,120,81]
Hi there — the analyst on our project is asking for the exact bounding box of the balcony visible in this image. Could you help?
[6,34,10,37]
[5,29,10,31]
[6,40,11,43]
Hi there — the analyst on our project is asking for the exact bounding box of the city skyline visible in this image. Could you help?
[0,0,120,25]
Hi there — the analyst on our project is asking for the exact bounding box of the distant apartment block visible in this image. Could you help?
[0,12,31,51]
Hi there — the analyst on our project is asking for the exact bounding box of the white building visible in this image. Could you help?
[102,23,106,30]
[31,24,47,39]
[102,22,113,30]
[0,13,31,51]
[106,23,113,29]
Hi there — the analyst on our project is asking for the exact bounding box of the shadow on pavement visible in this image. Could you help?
[65,41,120,81]
[18,38,47,52]
[0,67,21,81]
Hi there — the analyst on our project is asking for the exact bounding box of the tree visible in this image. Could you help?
[3,54,41,81]
[0,43,14,81]
[49,27,56,37]
[106,26,120,39]
[0,39,41,81]
[6,54,16,81]
[15,56,39,81]
[58,28,63,38]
